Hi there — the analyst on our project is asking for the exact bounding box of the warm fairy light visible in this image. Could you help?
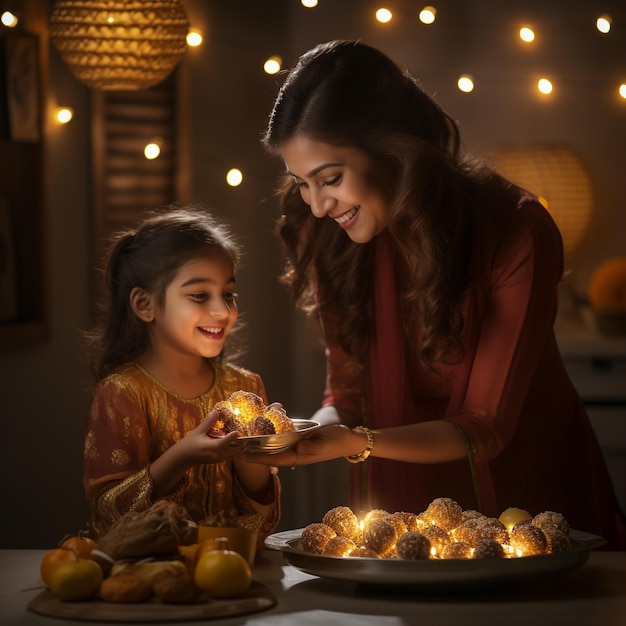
[301,0,318,7]
[519,26,535,43]
[144,142,161,160]
[375,8,393,23]
[55,107,74,124]
[457,75,474,93]
[186,29,203,47]
[1,10,18,27]
[537,78,553,95]
[263,56,282,75]
[596,15,611,34]
[619,84,626,99]
[418,6,436,24]
[226,168,243,187]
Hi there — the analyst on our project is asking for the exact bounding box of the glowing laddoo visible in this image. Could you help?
[423,497,463,532]
[395,531,431,560]
[322,506,360,541]
[363,518,396,557]
[300,523,336,554]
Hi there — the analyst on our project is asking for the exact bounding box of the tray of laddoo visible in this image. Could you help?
[265,498,606,589]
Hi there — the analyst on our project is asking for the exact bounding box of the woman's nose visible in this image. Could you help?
[309,190,336,218]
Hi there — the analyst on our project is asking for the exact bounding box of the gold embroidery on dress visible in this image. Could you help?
[112,449,131,465]
[84,430,98,461]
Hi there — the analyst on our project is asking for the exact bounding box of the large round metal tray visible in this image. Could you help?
[266,528,606,589]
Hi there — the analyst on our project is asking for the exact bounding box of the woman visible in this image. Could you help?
[255,40,626,549]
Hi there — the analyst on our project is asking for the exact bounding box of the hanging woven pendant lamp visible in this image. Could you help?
[49,0,189,90]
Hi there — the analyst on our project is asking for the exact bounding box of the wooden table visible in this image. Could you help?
[2,547,625,625]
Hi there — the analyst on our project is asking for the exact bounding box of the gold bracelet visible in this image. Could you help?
[345,426,374,463]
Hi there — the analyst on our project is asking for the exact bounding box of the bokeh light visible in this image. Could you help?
[226,168,243,187]
[376,8,393,23]
[596,15,611,34]
[457,75,474,93]
[264,56,282,75]
[186,29,203,47]
[418,6,436,25]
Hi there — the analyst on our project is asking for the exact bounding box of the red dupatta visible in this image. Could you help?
[353,230,499,516]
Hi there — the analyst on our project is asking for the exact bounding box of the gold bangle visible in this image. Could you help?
[345,426,374,464]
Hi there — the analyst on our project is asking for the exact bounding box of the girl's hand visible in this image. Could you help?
[181,409,246,465]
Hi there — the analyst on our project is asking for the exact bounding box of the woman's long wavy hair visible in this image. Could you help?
[263,40,492,370]
[85,205,243,382]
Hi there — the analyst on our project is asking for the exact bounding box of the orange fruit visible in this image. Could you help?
[40,548,77,586]
[48,559,103,601]
[61,535,97,560]
[194,537,222,566]
[194,549,251,598]
[588,257,626,312]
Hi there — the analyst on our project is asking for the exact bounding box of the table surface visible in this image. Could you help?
[1,547,625,626]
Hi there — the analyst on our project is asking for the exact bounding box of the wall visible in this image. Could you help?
[0,0,624,548]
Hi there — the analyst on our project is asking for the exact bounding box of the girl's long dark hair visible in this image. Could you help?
[85,205,242,381]
[263,39,489,370]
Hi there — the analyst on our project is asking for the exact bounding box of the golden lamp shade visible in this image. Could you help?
[49,0,189,90]
[494,145,593,258]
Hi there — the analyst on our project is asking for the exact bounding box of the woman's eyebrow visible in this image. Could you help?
[286,162,343,178]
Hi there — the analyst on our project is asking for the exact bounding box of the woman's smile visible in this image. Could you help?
[333,206,360,227]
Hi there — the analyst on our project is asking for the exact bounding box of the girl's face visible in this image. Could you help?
[153,255,238,360]
[279,135,392,244]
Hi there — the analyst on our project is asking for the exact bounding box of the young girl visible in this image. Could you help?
[83,206,280,550]
[254,39,626,549]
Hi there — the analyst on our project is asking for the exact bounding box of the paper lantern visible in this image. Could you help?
[494,145,593,258]
[49,0,189,90]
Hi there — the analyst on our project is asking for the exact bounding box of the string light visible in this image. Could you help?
[144,141,161,160]
[619,84,626,100]
[596,15,611,34]
[54,107,74,125]
[375,8,393,24]
[186,28,203,47]
[418,6,436,25]
[263,56,282,75]
[457,75,474,93]
[226,168,243,187]
[1,10,18,27]
[537,78,554,95]
[519,27,535,43]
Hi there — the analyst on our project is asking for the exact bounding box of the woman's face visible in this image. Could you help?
[279,135,392,244]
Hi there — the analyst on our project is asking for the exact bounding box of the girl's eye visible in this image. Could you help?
[322,174,342,186]
[224,292,239,303]
[190,293,208,302]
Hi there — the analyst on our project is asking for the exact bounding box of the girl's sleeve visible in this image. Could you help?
[447,202,564,459]
[83,376,156,537]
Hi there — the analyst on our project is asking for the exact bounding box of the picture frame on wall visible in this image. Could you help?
[3,34,40,142]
